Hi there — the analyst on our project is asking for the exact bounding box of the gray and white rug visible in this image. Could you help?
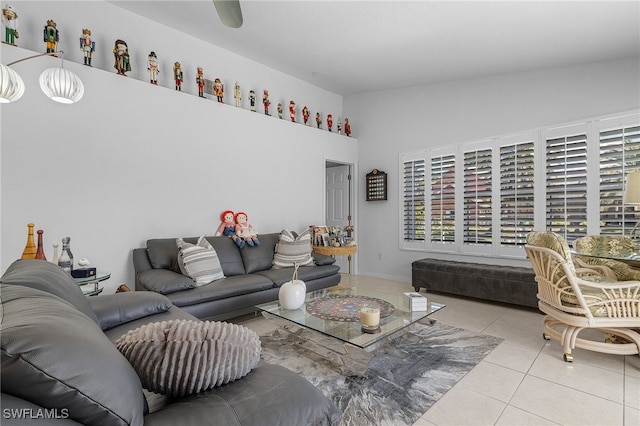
[259,319,503,426]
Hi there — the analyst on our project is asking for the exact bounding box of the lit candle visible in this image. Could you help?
[360,307,380,327]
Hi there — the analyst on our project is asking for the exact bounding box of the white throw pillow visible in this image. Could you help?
[176,236,224,285]
[272,229,314,268]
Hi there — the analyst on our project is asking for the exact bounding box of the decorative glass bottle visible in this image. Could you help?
[58,237,74,273]
[51,243,60,264]
[21,223,37,259]
[35,229,47,260]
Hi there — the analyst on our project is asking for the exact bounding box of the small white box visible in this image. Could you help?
[403,292,428,311]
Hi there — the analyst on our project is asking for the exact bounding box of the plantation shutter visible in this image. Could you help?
[430,154,455,243]
[545,132,588,241]
[599,124,640,236]
[500,141,535,246]
[463,149,492,244]
[403,158,426,241]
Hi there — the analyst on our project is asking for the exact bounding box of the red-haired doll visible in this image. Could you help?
[234,212,260,247]
[215,210,244,248]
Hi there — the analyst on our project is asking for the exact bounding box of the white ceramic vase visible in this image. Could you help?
[278,264,306,310]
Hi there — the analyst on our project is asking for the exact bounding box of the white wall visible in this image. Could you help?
[345,58,640,282]
[1,2,357,292]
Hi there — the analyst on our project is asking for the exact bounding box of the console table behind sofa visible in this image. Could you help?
[412,258,538,308]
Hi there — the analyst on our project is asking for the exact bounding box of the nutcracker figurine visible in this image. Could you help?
[262,90,271,115]
[327,114,333,132]
[79,28,95,66]
[173,61,183,91]
[196,67,205,97]
[147,51,159,85]
[302,106,310,125]
[344,117,351,137]
[277,103,283,119]
[213,78,224,102]
[43,19,58,53]
[113,39,130,76]
[248,90,256,111]
[289,100,296,122]
[1,5,19,46]
[315,112,322,129]
[234,82,241,107]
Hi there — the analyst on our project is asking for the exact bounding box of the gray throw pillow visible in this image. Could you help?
[115,320,261,397]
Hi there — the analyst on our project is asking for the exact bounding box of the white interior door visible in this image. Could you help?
[326,164,352,273]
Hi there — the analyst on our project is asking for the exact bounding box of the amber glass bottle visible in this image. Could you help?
[21,223,37,259]
[35,229,47,260]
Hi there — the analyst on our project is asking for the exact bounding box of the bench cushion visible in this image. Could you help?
[412,258,537,308]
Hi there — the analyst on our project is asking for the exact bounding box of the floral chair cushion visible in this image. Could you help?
[573,235,640,281]
[526,231,573,263]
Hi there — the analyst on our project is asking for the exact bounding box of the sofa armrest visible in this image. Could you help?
[133,247,153,286]
[137,268,196,294]
[312,252,336,266]
[88,292,173,331]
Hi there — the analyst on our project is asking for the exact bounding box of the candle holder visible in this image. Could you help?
[360,307,381,334]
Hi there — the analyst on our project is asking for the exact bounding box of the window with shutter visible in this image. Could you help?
[430,154,455,243]
[500,141,534,246]
[545,132,588,241]
[463,149,492,244]
[599,124,640,236]
[402,157,426,242]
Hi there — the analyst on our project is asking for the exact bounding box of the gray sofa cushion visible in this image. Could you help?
[88,292,173,331]
[0,285,145,426]
[0,259,99,325]
[137,268,196,294]
[164,274,275,308]
[147,236,245,277]
[255,264,341,287]
[239,233,279,273]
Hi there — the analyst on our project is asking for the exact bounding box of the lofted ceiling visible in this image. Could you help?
[110,1,640,96]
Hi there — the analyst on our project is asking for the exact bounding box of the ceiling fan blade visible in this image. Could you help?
[213,0,243,28]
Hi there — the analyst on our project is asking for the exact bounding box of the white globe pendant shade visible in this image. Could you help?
[39,67,84,104]
[0,63,25,103]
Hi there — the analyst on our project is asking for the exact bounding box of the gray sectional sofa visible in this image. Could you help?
[0,259,341,425]
[133,232,341,321]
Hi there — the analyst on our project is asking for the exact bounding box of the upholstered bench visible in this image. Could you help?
[411,258,538,308]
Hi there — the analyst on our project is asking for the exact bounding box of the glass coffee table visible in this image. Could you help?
[256,286,444,376]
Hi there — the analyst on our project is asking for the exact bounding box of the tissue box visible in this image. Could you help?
[71,268,97,278]
[403,292,428,311]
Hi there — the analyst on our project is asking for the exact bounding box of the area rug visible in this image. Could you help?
[259,319,503,426]
[305,295,396,321]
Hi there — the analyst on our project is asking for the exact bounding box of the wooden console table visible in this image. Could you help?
[312,245,357,274]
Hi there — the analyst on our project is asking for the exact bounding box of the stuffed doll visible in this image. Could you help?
[234,212,260,247]
[215,210,244,248]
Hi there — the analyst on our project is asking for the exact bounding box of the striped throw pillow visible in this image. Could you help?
[176,236,225,285]
[272,229,314,268]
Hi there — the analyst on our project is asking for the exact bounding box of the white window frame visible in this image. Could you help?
[427,147,458,253]
[398,110,640,259]
[399,150,427,251]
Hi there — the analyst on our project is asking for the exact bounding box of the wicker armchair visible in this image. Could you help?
[573,235,640,281]
[525,231,640,362]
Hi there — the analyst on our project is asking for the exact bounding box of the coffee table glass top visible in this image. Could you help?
[256,286,444,349]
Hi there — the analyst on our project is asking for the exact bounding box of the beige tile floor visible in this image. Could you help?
[240,273,640,426]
